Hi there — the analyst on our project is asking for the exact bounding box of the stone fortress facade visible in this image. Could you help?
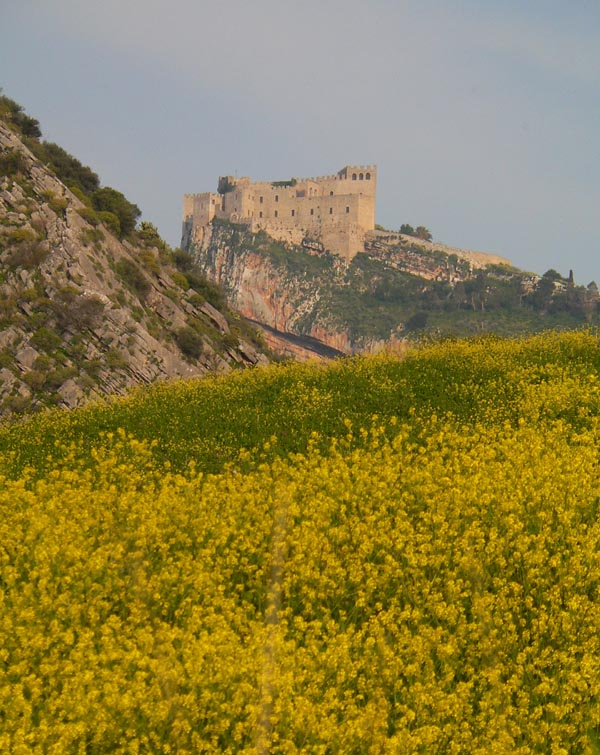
[182,165,377,261]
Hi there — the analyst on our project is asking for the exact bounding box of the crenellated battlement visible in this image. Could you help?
[182,165,377,262]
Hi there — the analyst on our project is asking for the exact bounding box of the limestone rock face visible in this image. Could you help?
[188,222,510,356]
[187,213,600,356]
[0,121,269,418]
[193,224,346,356]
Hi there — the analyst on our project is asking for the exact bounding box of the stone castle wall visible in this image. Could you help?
[183,165,377,261]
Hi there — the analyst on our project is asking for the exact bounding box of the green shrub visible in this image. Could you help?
[32,355,53,373]
[7,228,37,244]
[172,250,194,271]
[115,258,151,301]
[138,249,160,275]
[46,366,78,389]
[0,351,13,368]
[137,222,170,255]
[174,327,204,360]
[97,211,121,237]
[78,373,97,391]
[184,271,225,309]
[51,290,106,330]
[22,370,46,390]
[171,272,189,290]
[30,327,62,352]
[105,348,128,369]
[76,206,100,226]
[41,191,68,216]
[92,187,140,237]
[222,333,240,350]
[68,185,93,207]
[31,142,99,195]
[80,228,105,247]
[0,149,28,176]
[5,240,48,269]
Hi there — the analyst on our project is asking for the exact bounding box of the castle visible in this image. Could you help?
[182,165,377,261]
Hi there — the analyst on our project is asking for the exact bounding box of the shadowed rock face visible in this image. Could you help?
[0,122,269,418]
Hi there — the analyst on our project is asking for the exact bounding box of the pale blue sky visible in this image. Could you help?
[1,1,599,282]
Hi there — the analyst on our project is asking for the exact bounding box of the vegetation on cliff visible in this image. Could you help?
[2,331,600,752]
[192,220,600,351]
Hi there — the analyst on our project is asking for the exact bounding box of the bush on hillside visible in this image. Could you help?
[0,94,41,138]
[97,210,121,237]
[174,326,204,359]
[115,258,151,300]
[92,187,140,238]
[31,142,100,195]
[0,148,28,176]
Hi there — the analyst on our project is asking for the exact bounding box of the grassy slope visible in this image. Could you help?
[1,329,600,479]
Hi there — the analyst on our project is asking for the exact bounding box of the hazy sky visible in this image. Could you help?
[2,1,599,282]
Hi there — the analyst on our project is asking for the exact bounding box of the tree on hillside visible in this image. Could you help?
[526,270,564,312]
[415,226,432,241]
[92,187,141,237]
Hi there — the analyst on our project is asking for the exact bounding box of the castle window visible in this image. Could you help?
[359,173,364,180]
[346,206,350,213]
[291,209,295,217]
[259,211,263,218]
[260,196,263,203]
[366,172,371,180]
[274,210,278,218]
[330,191,333,196]
[329,208,333,214]
[275,195,279,202]
[352,173,357,180]
[310,208,314,216]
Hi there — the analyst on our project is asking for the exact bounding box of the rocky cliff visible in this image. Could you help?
[188,221,600,352]
[0,121,268,417]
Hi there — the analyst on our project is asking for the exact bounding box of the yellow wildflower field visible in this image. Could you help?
[1,332,600,752]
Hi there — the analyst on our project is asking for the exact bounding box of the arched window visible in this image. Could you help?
[352,173,357,180]
[346,206,350,213]
[274,210,278,218]
[366,172,371,180]
[359,173,364,180]
[291,209,295,217]
[330,191,333,196]
[329,208,333,214]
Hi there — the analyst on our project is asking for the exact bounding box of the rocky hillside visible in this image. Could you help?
[187,220,600,354]
[0,114,268,418]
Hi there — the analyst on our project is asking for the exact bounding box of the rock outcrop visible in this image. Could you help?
[0,122,269,417]
[187,220,600,352]
[188,222,493,354]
